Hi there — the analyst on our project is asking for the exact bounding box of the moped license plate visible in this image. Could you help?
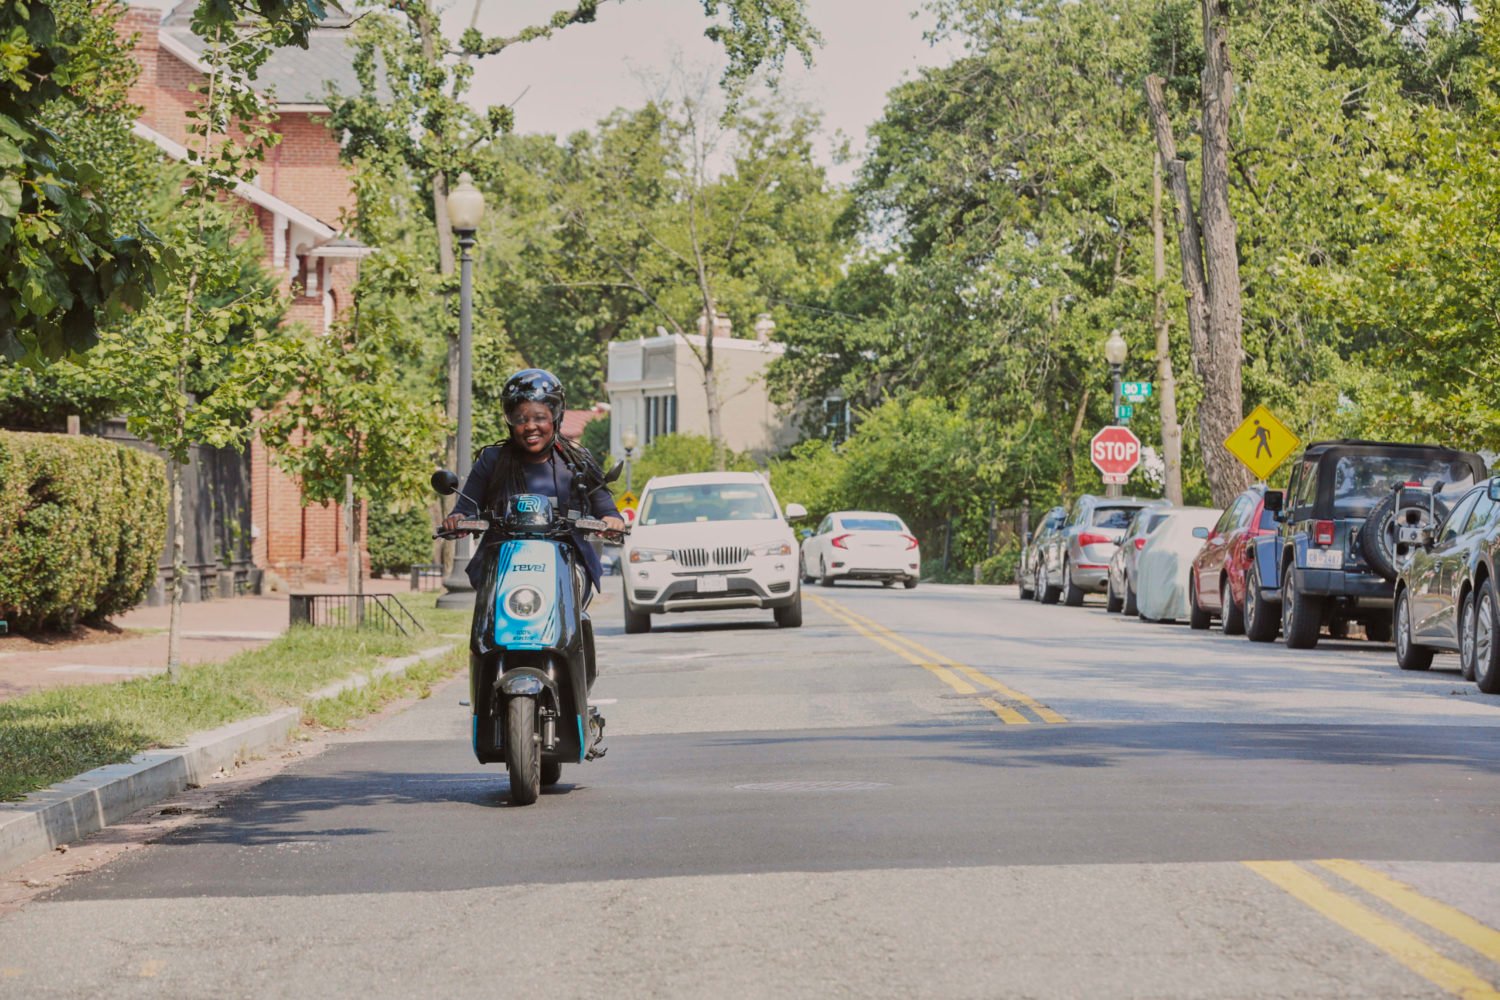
[696,576,728,593]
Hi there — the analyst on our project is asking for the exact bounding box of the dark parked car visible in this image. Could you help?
[1017,506,1067,600]
[1247,440,1487,649]
[1106,506,1174,615]
[1187,485,1275,634]
[1393,476,1500,693]
[1040,495,1170,607]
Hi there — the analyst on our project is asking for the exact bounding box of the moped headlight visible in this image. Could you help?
[749,541,793,557]
[629,547,673,563]
[506,586,544,619]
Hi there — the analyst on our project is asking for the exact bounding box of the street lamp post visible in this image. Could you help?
[620,427,638,493]
[1103,328,1128,499]
[437,172,486,610]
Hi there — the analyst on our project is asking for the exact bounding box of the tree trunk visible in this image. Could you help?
[1145,24,1250,507]
[1064,387,1091,497]
[167,455,185,683]
[345,473,360,597]
[1153,153,1185,506]
[704,362,725,471]
[1196,0,1250,504]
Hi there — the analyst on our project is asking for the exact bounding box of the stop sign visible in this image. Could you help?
[1090,426,1141,482]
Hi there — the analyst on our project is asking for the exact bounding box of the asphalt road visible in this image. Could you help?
[3,583,1498,998]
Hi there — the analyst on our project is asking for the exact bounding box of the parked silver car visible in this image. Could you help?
[1106,506,1174,615]
[1017,506,1067,600]
[1040,495,1170,607]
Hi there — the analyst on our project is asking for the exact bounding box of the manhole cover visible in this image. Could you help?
[734,780,891,792]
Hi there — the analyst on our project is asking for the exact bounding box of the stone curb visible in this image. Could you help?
[0,643,455,875]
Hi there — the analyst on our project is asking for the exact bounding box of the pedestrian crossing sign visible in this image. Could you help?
[1225,404,1300,481]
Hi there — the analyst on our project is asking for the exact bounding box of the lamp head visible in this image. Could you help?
[448,172,486,232]
[1104,328,1128,366]
[620,427,639,451]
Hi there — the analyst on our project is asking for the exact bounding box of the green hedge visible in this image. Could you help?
[0,430,167,631]
[368,505,434,577]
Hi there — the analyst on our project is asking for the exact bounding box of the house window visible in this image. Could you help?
[644,394,677,443]
[824,398,851,444]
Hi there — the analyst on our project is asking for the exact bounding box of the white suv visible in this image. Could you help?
[621,472,807,633]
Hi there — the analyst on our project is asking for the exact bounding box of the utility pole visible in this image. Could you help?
[1154,153,1184,505]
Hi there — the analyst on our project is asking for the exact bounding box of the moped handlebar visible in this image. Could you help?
[434,516,629,541]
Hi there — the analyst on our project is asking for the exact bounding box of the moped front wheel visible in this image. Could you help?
[505,696,541,805]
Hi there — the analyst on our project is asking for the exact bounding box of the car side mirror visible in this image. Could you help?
[1192,526,1210,539]
[785,502,808,521]
[1489,478,1500,502]
[604,461,624,484]
[431,469,460,496]
[1262,490,1284,514]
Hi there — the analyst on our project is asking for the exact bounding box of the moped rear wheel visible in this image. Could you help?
[505,696,541,805]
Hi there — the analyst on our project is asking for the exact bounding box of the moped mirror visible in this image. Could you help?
[1192,526,1210,540]
[604,461,625,484]
[431,469,460,496]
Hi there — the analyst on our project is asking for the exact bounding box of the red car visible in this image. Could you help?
[1188,486,1275,634]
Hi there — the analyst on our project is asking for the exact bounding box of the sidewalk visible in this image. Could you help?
[0,575,422,702]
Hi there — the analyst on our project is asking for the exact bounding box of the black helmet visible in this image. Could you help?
[501,368,565,425]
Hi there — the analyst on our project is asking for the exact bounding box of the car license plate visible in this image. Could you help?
[696,576,728,593]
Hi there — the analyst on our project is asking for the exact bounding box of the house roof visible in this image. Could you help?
[157,4,377,110]
[561,406,607,442]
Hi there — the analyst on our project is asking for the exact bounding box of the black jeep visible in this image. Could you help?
[1245,440,1487,649]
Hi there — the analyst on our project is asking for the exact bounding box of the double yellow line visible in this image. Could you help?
[806,592,1065,724]
[1246,860,1500,998]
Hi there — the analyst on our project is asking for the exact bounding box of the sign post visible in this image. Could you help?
[1223,404,1300,482]
[1091,426,1142,498]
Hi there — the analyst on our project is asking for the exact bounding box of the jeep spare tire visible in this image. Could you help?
[1361,491,1446,582]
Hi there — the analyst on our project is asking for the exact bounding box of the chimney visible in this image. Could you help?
[697,309,733,339]
[754,313,775,343]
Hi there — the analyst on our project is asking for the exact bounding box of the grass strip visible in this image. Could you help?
[0,596,470,801]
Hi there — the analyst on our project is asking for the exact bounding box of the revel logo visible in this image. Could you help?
[516,496,544,514]
[512,564,545,573]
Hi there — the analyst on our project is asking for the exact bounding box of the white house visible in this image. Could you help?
[604,314,801,461]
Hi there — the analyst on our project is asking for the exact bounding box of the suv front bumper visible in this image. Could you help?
[626,565,798,614]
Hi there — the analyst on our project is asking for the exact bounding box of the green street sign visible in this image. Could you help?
[1116,404,1134,421]
[1121,381,1153,403]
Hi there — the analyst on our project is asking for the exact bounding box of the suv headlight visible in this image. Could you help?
[749,541,793,557]
[629,547,673,563]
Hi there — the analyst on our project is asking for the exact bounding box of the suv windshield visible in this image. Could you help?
[639,483,778,526]
[1330,455,1478,518]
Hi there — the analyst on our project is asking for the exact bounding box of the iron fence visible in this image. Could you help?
[409,563,444,592]
[288,593,425,636]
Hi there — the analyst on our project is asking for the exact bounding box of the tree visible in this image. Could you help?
[80,6,311,679]
[0,0,337,362]
[327,0,822,479]
[1144,0,1252,505]
[557,87,848,469]
[259,249,448,595]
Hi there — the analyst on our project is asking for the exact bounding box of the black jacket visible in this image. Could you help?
[452,442,620,590]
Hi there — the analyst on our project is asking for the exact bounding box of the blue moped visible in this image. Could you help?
[433,469,625,804]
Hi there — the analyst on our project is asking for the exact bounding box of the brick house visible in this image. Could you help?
[119,2,373,589]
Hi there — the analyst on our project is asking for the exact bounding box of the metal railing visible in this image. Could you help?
[409,563,444,592]
[288,593,425,636]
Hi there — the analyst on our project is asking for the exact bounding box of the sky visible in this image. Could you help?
[448,1,962,182]
[133,0,963,183]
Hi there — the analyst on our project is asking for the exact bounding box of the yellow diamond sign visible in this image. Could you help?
[1224,404,1301,481]
[617,490,638,511]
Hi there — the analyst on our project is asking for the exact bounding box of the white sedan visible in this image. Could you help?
[800,510,920,589]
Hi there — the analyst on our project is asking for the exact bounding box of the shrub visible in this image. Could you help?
[367,505,434,577]
[975,544,1021,586]
[0,430,167,631]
